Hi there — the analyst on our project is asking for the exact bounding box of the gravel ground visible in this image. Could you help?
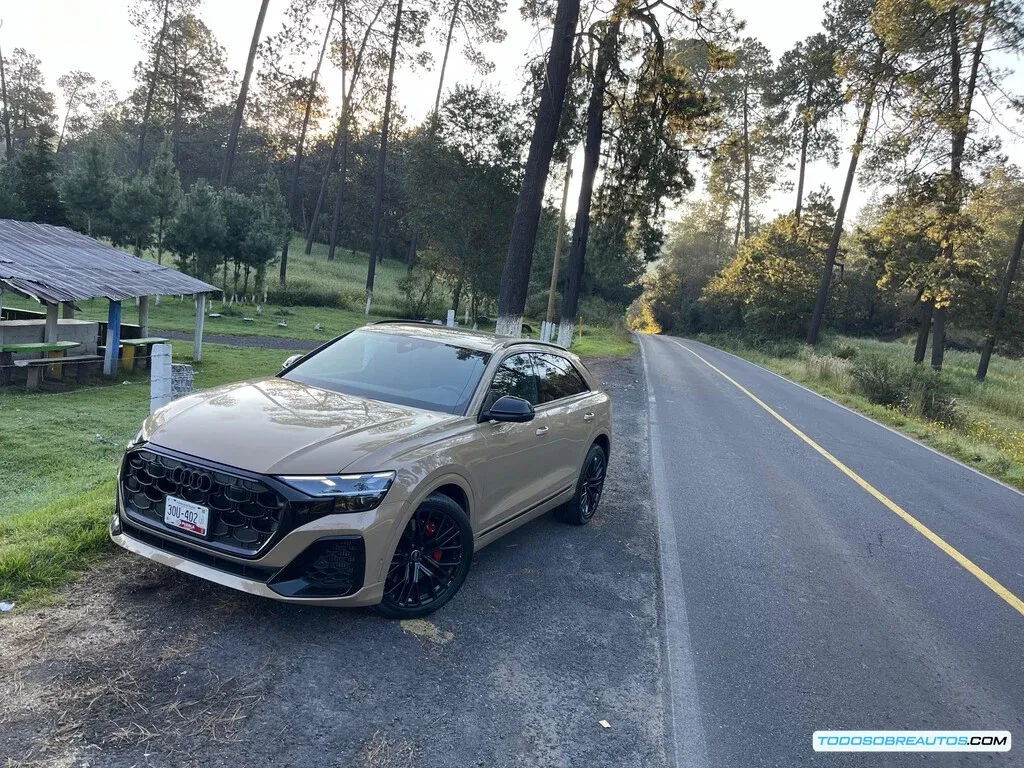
[0,353,666,768]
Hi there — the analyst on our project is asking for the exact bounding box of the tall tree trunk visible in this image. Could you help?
[795,79,813,222]
[306,112,346,255]
[914,299,933,363]
[741,85,751,240]
[328,128,352,261]
[977,211,1024,381]
[135,0,171,173]
[221,0,270,187]
[280,0,339,287]
[495,0,582,337]
[546,155,573,324]
[406,232,417,271]
[157,216,165,265]
[56,88,78,154]
[306,0,350,255]
[365,0,404,314]
[0,40,10,159]
[432,0,460,129]
[807,40,884,346]
[558,19,620,349]
[732,196,743,248]
[932,1,989,370]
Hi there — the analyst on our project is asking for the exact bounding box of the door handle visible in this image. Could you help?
[535,425,549,435]
[583,413,595,422]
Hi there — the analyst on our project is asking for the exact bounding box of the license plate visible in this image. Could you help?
[164,495,209,537]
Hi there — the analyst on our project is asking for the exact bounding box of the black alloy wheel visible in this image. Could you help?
[558,443,607,525]
[375,493,473,618]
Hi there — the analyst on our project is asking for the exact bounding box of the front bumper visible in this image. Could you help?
[111,456,407,606]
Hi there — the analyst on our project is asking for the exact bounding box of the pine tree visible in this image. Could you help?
[148,137,182,264]
[63,141,114,236]
[15,124,66,225]
[110,174,158,255]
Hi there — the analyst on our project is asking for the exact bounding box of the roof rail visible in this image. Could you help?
[503,338,566,350]
[370,319,438,326]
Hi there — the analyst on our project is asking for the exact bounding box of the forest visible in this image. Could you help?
[0,0,1022,377]
[637,0,1024,384]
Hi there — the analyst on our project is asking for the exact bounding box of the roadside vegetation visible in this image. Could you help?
[698,333,1024,492]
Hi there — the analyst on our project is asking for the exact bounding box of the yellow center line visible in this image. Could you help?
[668,338,1024,619]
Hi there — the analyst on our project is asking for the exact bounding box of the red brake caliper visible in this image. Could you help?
[425,521,442,562]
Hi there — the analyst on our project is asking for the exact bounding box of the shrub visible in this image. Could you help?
[851,353,961,426]
[851,353,909,408]
[834,344,858,360]
[267,279,362,309]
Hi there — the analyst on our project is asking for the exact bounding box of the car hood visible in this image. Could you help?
[143,377,457,475]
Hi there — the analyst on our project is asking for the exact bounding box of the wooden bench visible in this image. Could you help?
[120,337,171,371]
[13,354,102,390]
[0,341,82,386]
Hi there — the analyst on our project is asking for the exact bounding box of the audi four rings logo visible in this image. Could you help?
[171,467,213,492]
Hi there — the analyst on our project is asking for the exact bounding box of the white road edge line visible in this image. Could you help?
[638,334,710,768]
[676,336,1024,502]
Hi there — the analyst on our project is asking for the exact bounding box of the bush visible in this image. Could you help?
[851,353,909,408]
[851,353,960,426]
[834,344,858,360]
[267,279,362,309]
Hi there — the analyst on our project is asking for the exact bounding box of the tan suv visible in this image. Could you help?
[111,322,612,618]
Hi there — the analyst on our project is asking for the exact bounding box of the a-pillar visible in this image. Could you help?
[103,299,122,376]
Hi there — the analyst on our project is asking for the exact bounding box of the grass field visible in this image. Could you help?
[698,333,1024,492]
[0,342,289,603]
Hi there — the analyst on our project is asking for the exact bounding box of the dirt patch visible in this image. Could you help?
[0,352,665,768]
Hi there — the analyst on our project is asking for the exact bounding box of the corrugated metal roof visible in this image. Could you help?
[0,220,219,303]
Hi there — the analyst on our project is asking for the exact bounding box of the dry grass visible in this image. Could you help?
[361,729,418,768]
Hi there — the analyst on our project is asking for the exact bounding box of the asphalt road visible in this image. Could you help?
[639,334,1024,768]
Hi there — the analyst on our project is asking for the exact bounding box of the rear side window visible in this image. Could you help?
[485,353,539,410]
[534,353,589,404]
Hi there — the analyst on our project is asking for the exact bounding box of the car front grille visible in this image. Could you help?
[121,448,288,556]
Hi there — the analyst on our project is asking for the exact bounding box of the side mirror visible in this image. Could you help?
[282,354,303,371]
[481,395,535,423]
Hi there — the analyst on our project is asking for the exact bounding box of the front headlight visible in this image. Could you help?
[277,471,396,512]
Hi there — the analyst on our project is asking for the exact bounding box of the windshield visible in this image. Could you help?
[282,329,491,415]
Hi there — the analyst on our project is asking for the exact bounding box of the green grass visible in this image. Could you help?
[695,333,1024,492]
[0,342,289,605]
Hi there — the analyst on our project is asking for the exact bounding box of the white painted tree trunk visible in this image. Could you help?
[556,319,574,349]
[495,315,522,338]
[365,292,373,316]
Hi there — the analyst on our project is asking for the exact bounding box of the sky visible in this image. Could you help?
[2,0,1021,226]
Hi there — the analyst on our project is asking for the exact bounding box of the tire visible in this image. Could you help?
[374,492,474,619]
[557,443,607,525]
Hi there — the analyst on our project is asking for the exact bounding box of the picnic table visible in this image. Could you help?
[0,341,101,389]
[119,337,171,372]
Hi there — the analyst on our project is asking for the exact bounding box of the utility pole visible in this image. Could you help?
[546,155,573,325]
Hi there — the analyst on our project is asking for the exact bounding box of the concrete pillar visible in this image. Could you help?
[194,293,206,362]
[139,296,150,338]
[44,302,59,343]
[61,302,75,319]
[150,343,172,412]
[103,300,122,376]
[446,309,455,328]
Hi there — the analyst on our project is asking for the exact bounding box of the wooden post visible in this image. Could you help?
[44,302,58,343]
[139,296,150,338]
[103,300,122,376]
[61,302,75,319]
[194,293,206,362]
